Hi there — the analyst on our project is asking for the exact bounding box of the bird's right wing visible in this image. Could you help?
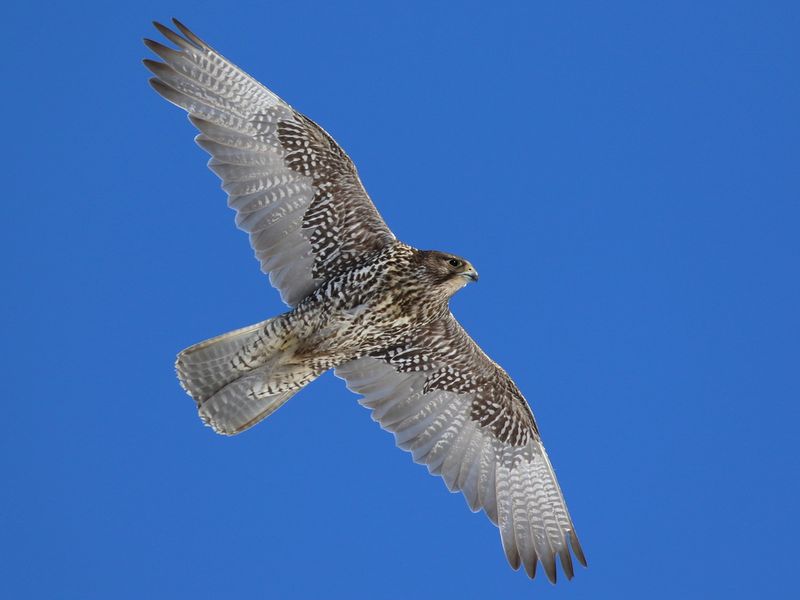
[334,314,586,583]
[144,20,396,306]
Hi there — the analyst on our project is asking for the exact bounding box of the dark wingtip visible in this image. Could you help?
[147,77,169,96]
[523,557,537,579]
[570,530,588,568]
[142,59,171,80]
[171,18,204,48]
[150,20,196,50]
[152,21,172,39]
[533,552,557,584]
[544,561,557,584]
[559,547,575,580]
[142,58,159,68]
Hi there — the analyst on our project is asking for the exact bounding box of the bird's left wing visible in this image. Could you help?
[144,20,396,306]
[334,314,586,583]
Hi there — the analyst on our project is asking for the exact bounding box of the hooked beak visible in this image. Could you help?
[461,267,479,283]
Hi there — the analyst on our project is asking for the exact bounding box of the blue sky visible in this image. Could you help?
[3,1,798,598]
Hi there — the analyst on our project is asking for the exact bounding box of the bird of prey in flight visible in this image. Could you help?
[144,19,586,583]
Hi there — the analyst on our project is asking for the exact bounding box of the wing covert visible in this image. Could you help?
[334,315,586,582]
[144,20,395,306]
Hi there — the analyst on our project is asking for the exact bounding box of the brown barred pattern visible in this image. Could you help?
[144,21,393,306]
[277,114,395,281]
[145,19,584,585]
[372,316,539,446]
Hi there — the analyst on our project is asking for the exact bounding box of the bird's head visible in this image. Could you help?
[417,250,479,298]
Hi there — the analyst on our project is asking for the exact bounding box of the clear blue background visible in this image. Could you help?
[3,1,798,598]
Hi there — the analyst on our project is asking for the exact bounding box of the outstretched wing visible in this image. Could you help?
[334,314,586,583]
[144,20,396,306]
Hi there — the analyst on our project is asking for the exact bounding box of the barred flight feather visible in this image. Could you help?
[146,19,585,584]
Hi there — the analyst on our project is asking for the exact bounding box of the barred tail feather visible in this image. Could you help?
[176,318,315,435]
[198,375,299,436]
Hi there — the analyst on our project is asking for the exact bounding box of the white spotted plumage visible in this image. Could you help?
[146,19,585,584]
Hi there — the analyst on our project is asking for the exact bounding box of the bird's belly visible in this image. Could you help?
[288,265,426,366]
[296,300,414,362]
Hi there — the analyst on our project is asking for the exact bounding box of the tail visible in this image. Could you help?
[175,318,320,435]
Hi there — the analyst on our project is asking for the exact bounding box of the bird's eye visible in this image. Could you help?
[448,258,461,267]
